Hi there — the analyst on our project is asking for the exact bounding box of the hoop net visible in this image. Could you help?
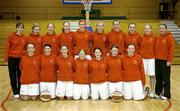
[82,0,93,11]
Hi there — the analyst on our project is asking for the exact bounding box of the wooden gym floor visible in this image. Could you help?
[0,65,180,111]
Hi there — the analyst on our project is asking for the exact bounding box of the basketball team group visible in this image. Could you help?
[4,19,174,101]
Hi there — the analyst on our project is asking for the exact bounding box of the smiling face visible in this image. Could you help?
[96,22,104,33]
[128,24,136,34]
[113,21,120,31]
[79,21,86,31]
[159,24,167,35]
[47,23,55,34]
[94,48,102,59]
[33,26,40,36]
[16,25,24,34]
[110,46,119,57]
[63,22,70,32]
[27,43,35,56]
[44,45,52,56]
[61,46,68,57]
[127,44,135,56]
[144,25,152,36]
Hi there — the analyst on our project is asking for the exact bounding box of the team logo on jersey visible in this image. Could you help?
[133,60,138,65]
[67,62,72,66]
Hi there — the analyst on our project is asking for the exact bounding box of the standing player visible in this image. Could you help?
[58,22,74,56]
[90,48,109,100]
[26,23,42,55]
[155,24,174,100]
[140,24,156,98]
[73,19,92,60]
[40,44,57,100]
[106,45,123,97]
[107,20,126,55]
[20,43,40,100]
[4,22,26,99]
[42,23,59,55]
[122,44,146,100]
[91,22,107,57]
[73,49,90,100]
[56,45,74,100]
[125,23,141,54]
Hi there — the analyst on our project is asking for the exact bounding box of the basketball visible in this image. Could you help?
[111,91,123,102]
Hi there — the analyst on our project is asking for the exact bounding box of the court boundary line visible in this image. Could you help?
[1,89,11,111]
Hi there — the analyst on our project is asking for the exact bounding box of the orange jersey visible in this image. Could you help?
[107,30,126,55]
[125,32,141,54]
[73,29,92,55]
[42,33,59,55]
[91,32,107,56]
[56,56,74,81]
[140,34,156,58]
[58,32,74,56]
[155,32,174,62]
[106,55,123,82]
[4,32,26,63]
[122,54,145,85]
[74,59,90,84]
[26,33,42,55]
[40,54,57,82]
[89,58,107,83]
[20,55,40,84]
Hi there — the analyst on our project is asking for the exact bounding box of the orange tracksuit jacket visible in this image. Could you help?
[107,30,126,55]
[91,32,107,56]
[155,32,174,62]
[58,32,74,56]
[125,32,141,54]
[89,58,107,83]
[140,33,156,59]
[4,32,26,63]
[42,33,59,55]
[26,33,42,55]
[56,56,74,81]
[20,55,40,84]
[106,55,123,82]
[122,54,145,85]
[74,58,90,84]
[73,29,92,55]
[40,54,57,82]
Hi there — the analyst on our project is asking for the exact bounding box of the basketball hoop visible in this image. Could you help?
[82,0,93,11]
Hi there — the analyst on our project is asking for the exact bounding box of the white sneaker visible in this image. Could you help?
[160,95,167,100]
[154,94,167,100]
[14,94,20,99]
[148,92,155,98]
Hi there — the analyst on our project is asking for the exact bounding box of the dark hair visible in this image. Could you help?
[32,23,40,31]
[128,23,136,28]
[62,22,70,32]
[44,44,52,48]
[160,23,167,29]
[113,20,120,25]
[94,48,102,53]
[111,45,119,50]
[16,22,24,29]
[79,19,86,25]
